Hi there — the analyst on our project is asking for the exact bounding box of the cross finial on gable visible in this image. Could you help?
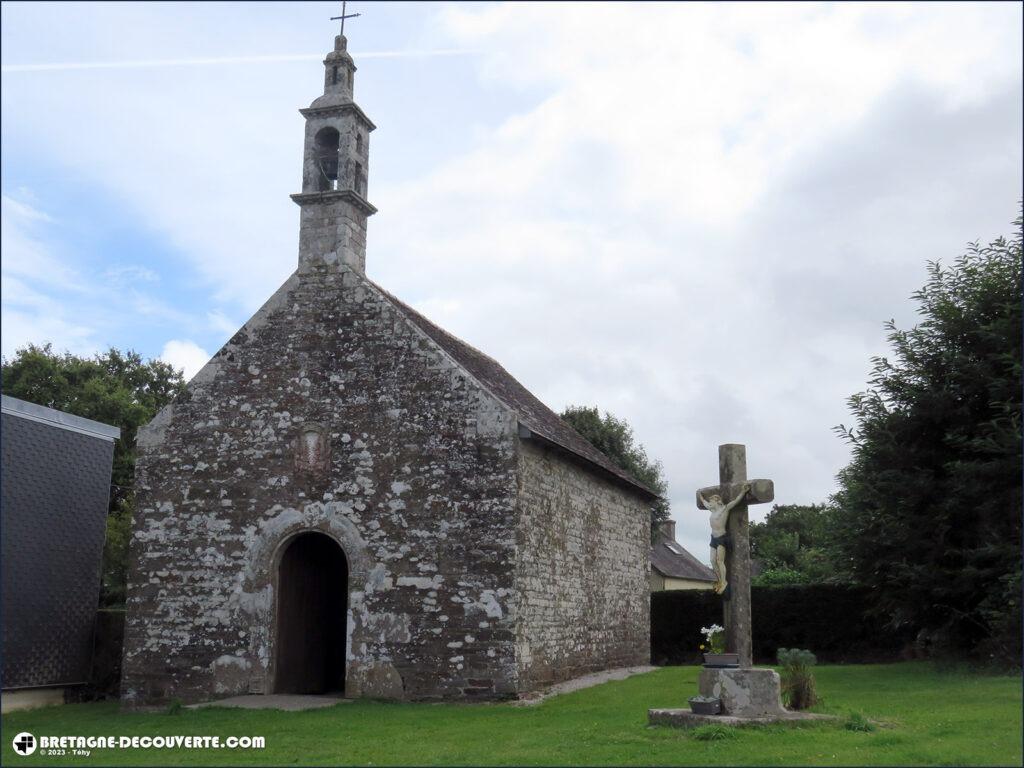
[330,1,361,38]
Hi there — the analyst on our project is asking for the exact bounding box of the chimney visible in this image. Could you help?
[657,520,676,542]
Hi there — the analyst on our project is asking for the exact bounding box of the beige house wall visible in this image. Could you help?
[650,569,714,591]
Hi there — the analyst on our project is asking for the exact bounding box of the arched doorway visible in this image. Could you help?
[273,532,348,694]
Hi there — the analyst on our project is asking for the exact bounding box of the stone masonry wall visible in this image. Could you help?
[513,440,651,691]
[297,198,367,274]
[122,263,520,707]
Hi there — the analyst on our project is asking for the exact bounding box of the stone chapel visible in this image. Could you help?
[122,30,655,707]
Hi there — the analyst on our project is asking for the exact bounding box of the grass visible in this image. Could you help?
[2,663,1020,766]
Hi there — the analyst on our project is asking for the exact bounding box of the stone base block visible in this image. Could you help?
[648,707,835,728]
[699,667,784,717]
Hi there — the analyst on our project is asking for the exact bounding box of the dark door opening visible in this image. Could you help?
[273,532,348,694]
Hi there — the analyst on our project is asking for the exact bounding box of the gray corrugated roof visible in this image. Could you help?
[371,282,657,499]
[651,538,716,581]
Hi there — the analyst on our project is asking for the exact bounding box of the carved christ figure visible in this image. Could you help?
[698,482,751,595]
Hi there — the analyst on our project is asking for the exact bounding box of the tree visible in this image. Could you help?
[832,212,1022,662]
[559,405,670,538]
[2,343,186,605]
[750,503,847,586]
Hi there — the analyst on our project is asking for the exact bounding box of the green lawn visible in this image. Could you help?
[2,663,1020,766]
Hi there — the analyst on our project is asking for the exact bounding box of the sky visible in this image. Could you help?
[2,1,1021,558]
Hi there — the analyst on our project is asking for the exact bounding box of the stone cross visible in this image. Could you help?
[330,1,361,37]
[695,444,774,667]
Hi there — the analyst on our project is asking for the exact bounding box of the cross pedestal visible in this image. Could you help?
[695,444,774,667]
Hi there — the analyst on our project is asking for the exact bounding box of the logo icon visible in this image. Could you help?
[12,732,36,756]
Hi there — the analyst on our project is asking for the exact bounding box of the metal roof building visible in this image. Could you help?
[1,395,119,712]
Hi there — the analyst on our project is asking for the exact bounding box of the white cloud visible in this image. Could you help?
[0,194,101,358]
[160,340,211,380]
[1,193,52,222]
[1,195,79,290]
[104,264,160,284]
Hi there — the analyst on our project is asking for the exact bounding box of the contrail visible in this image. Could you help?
[1,49,477,73]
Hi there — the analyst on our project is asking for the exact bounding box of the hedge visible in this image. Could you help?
[651,584,916,665]
[87,608,125,699]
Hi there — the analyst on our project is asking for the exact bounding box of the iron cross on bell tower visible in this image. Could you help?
[331,1,361,37]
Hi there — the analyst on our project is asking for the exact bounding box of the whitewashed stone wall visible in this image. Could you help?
[513,440,651,690]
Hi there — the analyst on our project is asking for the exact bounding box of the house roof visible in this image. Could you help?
[651,537,716,581]
[371,282,658,499]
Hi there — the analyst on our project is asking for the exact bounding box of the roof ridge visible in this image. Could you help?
[367,280,510,374]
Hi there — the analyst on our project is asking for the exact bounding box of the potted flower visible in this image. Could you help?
[700,624,739,668]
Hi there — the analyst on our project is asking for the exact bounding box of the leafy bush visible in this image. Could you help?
[777,647,818,710]
[844,711,876,732]
[751,504,847,585]
[832,213,1022,666]
[753,566,811,587]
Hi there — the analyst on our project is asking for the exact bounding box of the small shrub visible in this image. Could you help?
[165,700,183,715]
[778,647,818,709]
[844,711,876,732]
[690,724,736,741]
[753,566,811,587]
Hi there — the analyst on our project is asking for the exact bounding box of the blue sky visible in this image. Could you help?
[3,2,1021,556]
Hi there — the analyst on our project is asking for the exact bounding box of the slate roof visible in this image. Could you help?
[651,537,716,582]
[372,282,658,499]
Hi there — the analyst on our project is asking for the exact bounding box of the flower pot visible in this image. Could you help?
[702,652,740,668]
[688,696,722,715]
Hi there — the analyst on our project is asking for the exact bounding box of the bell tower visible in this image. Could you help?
[291,30,376,274]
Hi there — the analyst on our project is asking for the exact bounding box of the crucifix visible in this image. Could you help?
[695,444,774,668]
[330,1,361,37]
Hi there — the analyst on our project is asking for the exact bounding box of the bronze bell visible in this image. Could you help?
[317,154,339,183]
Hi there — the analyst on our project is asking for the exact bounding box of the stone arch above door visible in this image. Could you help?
[240,501,373,695]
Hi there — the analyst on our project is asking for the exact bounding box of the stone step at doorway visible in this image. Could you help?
[187,694,349,711]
